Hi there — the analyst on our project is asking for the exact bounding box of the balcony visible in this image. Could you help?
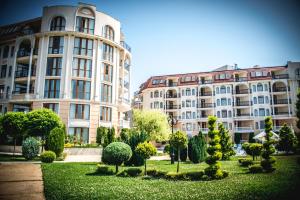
[235,77,248,82]
[124,81,129,89]
[234,127,254,133]
[273,87,287,92]
[167,82,178,87]
[165,105,180,110]
[273,99,289,105]
[15,69,36,78]
[124,63,130,71]
[272,74,289,79]
[119,119,130,128]
[120,41,131,52]
[235,101,250,106]
[234,89,249,94]
[199,80,213,84]
[17,49,30,58]
[165,94,179,98]
[197,103,214,108]
[198,92,212,96]
[199,128,208,134]
[274,112,289,116]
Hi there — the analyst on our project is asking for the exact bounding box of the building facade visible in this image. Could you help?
[138,62,300,143]
[0,3,131,143]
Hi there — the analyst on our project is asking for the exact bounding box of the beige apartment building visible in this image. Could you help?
[0,3,131,143]
[138,62,300,143]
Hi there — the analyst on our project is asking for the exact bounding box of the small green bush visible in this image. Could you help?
[40,151,56,163]
[165,172,186,180]
[240,159,253,167]
[184,171,204,181]
[249,164,263,173]
[96,164,114,175]
[122,168,143,177]
[261,157,276,172]
[22,137,40,160]
[222,170,229,178]
[201,174,210,181]
[47,127,65,157]
[146,169,158,176]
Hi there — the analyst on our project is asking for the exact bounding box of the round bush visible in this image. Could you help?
[40,151,56,163]
[47,127,65,157]
[102,142,132,173]
[22,137,40,160]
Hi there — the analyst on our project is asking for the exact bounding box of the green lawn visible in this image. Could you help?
[0,154,40,162]
[42,156,300,200]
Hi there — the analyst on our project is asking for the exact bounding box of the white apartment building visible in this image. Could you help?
[0,3,131,143]
[138,62,300,143]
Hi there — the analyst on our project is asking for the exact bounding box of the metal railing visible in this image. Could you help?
[272,74,289,79]
[274,112,289,115]
[199,80,213,84]
[234,127,254,132]
[12,88,34,94]
[197,103,214,108]
[273,87,287,92]
[167,82,178,87]
[199,92,212,96]
[235,77,248,82]
[165,105,181,109]
[235,101,250,106]
[234,89,249,94]
[124,63,130,71]
[165,94,178,98]
[273,99,289,105]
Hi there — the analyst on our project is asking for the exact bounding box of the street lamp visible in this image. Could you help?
[168,115,177,164]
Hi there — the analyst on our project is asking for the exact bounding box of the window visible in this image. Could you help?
[265,96,269,104]
[0,85,4,99]
[217,99,220,106]
[254,109,258,116]
[160,91,162,97]
[70,104,90,120]
[73,58,92,78]
[192,89,195,95]
[259,108,265,116]
[182,101,185,107]
[217,111,220,118]
[100,106,112,121]
[50,16,66,31]
[258,96,264,104]
[221,98,227,106]
[160,102,163,108]
[150,103,153,108]
[6,86,9,98]
[182,89,185,96]
[220,86,226,94]
[182,112,185,119]
[192,100,195,107]
[216,87,219,94]
[257,83,263,91]
[1,65,6,78]
[69,127,89,144]
[227,86,231,93]
[74,37,93,56]
[103,43,114,62]
[43,103,59,113]
[252,85,256,92]
[46,57,62,76]
[44,79,60,98]
[228,98,231,105]
[8,66,12,77]
[150,92,153,98]
[76,16,95,34]
[193,112,196,119]
[186,111,191,119]
[221,110,227,118]
[255,122,259,129]
[10,46,14,57]
[266,109,270,116]
[228,111,232,117]
[101,83,112,102]
[253,97,257,104]
[104,25,114,40]
[72,80,91,100]
[186,100,191,107]
[2,46,9,58]
[154,91,159,98]
[264,84,268,91]
[186,88,191,96]
[48,36,64,54]
[259,120,265,129]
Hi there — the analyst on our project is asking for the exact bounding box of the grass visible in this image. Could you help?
[42,156,300,200]
[0,154,40,161]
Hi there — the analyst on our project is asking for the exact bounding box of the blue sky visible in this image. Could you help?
[1,0,300,95]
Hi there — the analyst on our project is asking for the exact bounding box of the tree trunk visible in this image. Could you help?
[144,159,147,176]
[177,148,180,173]
[116,165,119,173]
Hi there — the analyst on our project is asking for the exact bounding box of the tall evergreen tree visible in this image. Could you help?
[277,124,298,154]
[296,89,300,131]
[188,131,206,163]
[218,123,235,160]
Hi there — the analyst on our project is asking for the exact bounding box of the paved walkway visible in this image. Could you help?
[0,163,45,200]
[63,148,102,162]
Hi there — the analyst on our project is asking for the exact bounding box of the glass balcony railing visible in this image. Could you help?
[120,41,131,52]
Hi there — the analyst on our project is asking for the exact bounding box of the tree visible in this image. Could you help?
[249,132,255,143]
[102,142,132,173]
[120,128,130,143]
[47,127,65,157]
[135,141,157,175]
[26,109,63,150]
[296,89,300,132]
[96,126,108,146]
[261,116,276,172]
[169,130,188,173]
[205,116,223,178]
[2,112,27,156]
[218,123,235,160]
[107,127,115,145]
[277,124,298,154]
[132,109,171,142]
[242,142,263,160]
[188,131,206,163]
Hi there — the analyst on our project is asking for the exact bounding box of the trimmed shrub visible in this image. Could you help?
[240,159,253,167]
[40,151,56,163]
[102,142,132,173]
[184,171,204,181]
[261,117,276,172]
[163,144,170,154]
[218,123,235,160]
[249,164,263,173]
[135,142,157,175]
[96,164,114,175]
[22,137,40,160]
[146,169,158,176]
[47,127,65,157]
[169,130,188,173]
[222,170,229,178]
[188,132,206,163]
[165,172,186,180]
[123,168,143,177]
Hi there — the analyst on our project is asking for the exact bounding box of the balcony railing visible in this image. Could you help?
[235,113,251,117]
[234,127,254,133]
[12,88,34,94]
[165,105,180,109]
[273,87,287,92]
[235,77,248,82]
[199,92,212,96]
[124,63,130,71]
[102,52,113,62]
[199,128,208,133]
[119,119,130,128]
[274,112,289,115]
[234,89,249,94]
[120,41,131,52]
[165,94,178,98]
[167,82,178,87]
[273,99,289,105]
[197,103,214,108]
[235,101,250,106]
[15,69,36,78]
[17,50,31,58]
[199,80,213,84]
[272,74,289,79]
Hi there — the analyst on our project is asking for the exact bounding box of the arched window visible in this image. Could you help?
[264,84,268,91]
[160,102,163,108]
[227,86,231,93]
[265,96,269,104]
[154,90,159,98]
[217,111,220,118]
[252,85,256,92]
[216,87,219,94]
[228,110,232,117]
[220,86,226,94]
[266,109,270,116]
[50,16,66,31]
[217,99,220,106]
[257,83,263,91]
[253,97,257,104]
[104,25,114,41]
[182,112,185,119]
[228,98,231,105]
[254,109,258,116]
[192,89,195,96]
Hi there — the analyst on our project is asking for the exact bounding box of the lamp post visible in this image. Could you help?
[168,115,177,164]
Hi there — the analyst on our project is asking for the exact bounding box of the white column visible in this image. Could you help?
[26,39,35,97]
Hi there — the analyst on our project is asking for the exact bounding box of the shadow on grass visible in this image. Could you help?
[85,172,115,176]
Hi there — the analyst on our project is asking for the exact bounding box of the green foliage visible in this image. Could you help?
[218,123,235,160]
[205,116,225,179]
[234,133,242,144]
[96,126,115,147]
[249,164,263,173]
[107,127,115,145]
[261,116,276,172]
[242,142,263,160]
[239,159,253,167]
[249,132,255,143]
[120,128,131,143]
[96,164,114,175]
[47,127,65,157]
[22,137,40,160]
[136,141,157,175]
[120,168,143,177]
[188,132,207,163]
[277,124,298,154]
[41,151,56,163]
[163,144,170,154]
[96,127,108,145]
[132,109,171,142]
[102,142,132,173]
[296,89,300,131]
[169,130,188,172]
[165,172,186,180]
[184,171,204,181]
[124,130,148,166]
